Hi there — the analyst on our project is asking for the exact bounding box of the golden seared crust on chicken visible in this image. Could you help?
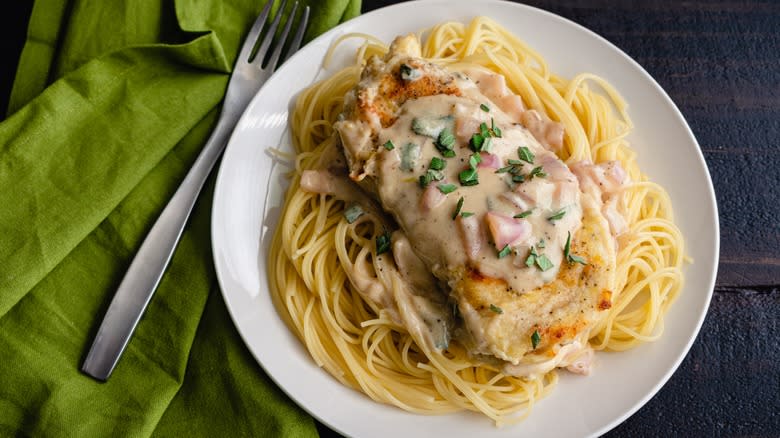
[336,35,461,180]
[451,200,615,365]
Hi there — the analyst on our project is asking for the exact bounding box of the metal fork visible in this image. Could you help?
[82,0,310,381]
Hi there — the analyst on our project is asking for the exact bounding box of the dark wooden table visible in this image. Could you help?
[1,1,776,436]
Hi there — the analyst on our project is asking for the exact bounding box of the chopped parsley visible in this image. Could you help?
[479,122,490,138]
[531,330,541,349]
[528,165,547,179]
[497,244,512,259]
[517,146,535,164]
[468,153,481,169]
[470,133,485,151]
[469,119,502,152]
[400,64,421,81]
[459,168,479,186]
[435,127,457,158]
[452,197,464,219]
[547,209,566,221]
[512,174,525,183]
[491,118,502,137]
[495,165,513,174]
[514,210,533,219]
[418,169,444,188]
[376,231,391,255]
[535,254,554,271]
[569,254,588,265]
[525,246,538,267]
[343,203,364,224]
[480,103,490,112]
[383,140,395,150]
[437,183,457,194]
[460,211,475,218]
[429,156,446,171]
[564,231,588,265]
[400,143,420,172]
[489,304,504,314]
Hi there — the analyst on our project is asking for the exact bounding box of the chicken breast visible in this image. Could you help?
[332,35,619,376]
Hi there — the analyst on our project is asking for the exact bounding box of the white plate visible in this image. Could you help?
[211,1,719,436]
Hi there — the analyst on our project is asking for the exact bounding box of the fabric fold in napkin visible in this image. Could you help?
[0,0,360,435]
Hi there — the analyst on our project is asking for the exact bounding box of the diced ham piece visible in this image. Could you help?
[500,192,530,211]
[478,152,502,170]
[539,153,573,182]
[420,184,446,211]
[603,197,628,236]
[565,347,594,376]
[571,160,630,237]
[604,161,627,186]
[571,160,628,196]
[497,95,525,122]
[470,69,526,121]
[300,170,336,194]
[455,113,480,144]
[520,109,564,151]
[457,214,483,261]
[484,211,531,249]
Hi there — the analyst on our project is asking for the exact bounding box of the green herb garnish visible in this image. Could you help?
[547,209,566,221]
[528,166,547,179]
[514,210,533,219]
[470,133,485,151]
[479,122,490,138]
[438,183,457,194]
[437,126,456,150]
[517,146,534,164]
[569,254,588,265]
[460,211,474,218]
[525,246,538,267]
[489,304,504,314]
[537,239,546,249]
[376,231,391,255]
[418,169,444,188]
[383,140,395,150]
[400,64,420,81]
[497,244,512,259]
[482,137,493,152]
[535,254,554,271]
[469,120,501,152]
[564,231,588,265]
[469,153,481,169]
[400,142,420,172]
[496,165,513,174]
[452,197,464,219]
[512,174,525,183]
[430,156,446,171]
[531,330,541,349]
[459,168,479,186]
[480,103,490,112]
[491,118,502,137]
[343,203,364,224]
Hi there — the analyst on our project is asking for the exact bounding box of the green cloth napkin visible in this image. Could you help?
[0,0,360,436]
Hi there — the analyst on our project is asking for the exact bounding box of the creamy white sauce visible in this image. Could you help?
[374,93,581,294]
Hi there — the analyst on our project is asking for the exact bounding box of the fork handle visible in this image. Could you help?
[82,108,239,381]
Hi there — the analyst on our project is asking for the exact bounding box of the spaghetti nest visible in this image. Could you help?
[269,17,684,425]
